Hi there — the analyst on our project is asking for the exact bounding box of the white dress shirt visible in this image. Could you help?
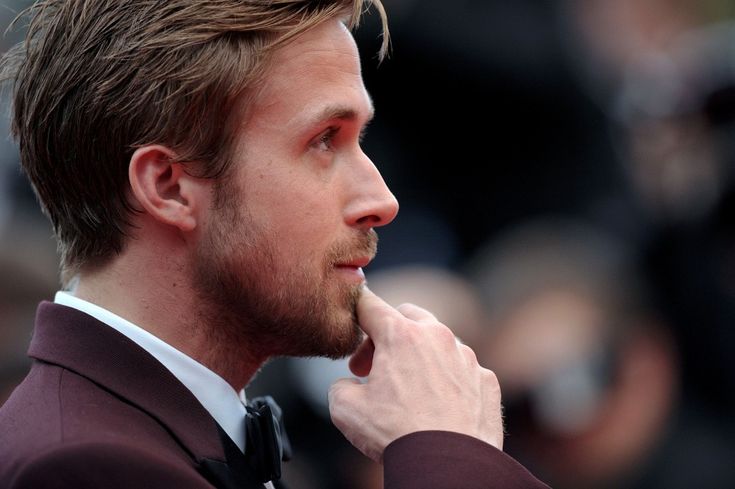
[54,291,249,450]
[55,292,279,488]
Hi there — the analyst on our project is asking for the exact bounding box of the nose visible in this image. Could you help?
[343,154,399,230]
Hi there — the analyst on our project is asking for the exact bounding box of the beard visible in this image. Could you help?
[190,185,377,361]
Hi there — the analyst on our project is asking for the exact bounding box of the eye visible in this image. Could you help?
[312,126,340,152]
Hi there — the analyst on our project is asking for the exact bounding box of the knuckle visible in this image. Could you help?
[396,302,423,316]
[395,302,416,312]
[433,323,457,345]
[396,302,436,322]
[481,367,499,386]
[328,388,352,422]
[328,380,351,405]
[460,344,478,364]
[481,369,503,408]
[327,384,342,405]
[327,396,341,421]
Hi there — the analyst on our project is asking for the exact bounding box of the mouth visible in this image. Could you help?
[334,256,372,282]
[336,256,372,269]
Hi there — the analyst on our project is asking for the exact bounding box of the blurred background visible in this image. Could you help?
[3,0,735,487]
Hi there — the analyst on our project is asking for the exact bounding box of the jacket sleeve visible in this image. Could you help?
[383,431,550,489]
[9,442,214,489]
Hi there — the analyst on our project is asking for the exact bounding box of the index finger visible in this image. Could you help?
[357,286,401,342]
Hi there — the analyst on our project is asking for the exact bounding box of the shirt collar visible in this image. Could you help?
[54,291,248,453]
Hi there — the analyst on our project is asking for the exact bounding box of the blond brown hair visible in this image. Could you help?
[2,0,388,284]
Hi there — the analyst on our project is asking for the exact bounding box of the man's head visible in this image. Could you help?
[188,18,397,359]
[4,1,398,365]
[3,0,388,284]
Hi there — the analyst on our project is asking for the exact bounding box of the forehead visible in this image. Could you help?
[245,19,373,130]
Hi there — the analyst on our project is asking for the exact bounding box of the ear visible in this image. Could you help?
[128,145,207,232]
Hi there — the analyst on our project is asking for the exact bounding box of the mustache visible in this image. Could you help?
[327,229,379,266]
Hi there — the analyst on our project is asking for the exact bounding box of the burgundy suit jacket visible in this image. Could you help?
[0,302,548,488]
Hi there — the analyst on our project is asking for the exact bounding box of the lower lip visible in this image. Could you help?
[335,266,366,282]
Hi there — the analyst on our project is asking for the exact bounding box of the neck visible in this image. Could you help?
[73,242,266,391]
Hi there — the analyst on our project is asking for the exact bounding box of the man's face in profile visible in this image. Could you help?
[191,19,398,359]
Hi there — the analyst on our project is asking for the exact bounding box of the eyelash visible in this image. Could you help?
[315,126,339,151]
[312,125,369,152]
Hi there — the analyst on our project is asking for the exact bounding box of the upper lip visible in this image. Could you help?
[336,256,372,268]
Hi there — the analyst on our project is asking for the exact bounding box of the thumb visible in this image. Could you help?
[328,376,362,406]
[328,377,363,428]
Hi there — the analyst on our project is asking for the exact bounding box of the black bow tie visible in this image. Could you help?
[245,396,292,484]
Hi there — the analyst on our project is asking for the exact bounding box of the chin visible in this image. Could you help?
[322,322,363,359]
[299,310,361,358]
[305,283,361,356]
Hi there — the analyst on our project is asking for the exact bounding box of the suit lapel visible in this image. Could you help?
[28,301,266,488]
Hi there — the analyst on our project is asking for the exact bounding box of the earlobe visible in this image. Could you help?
[128,145,201,232]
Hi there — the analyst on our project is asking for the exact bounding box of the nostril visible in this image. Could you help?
[356,214,381,225]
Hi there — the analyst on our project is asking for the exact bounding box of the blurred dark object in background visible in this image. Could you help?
[571,13,735,416]
[0,210,58,405]
[358,0,627,267]
[467,218,735,489]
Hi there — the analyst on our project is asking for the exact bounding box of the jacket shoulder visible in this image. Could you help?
[1,362,197,485]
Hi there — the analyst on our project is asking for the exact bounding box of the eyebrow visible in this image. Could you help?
[303,96,375,128]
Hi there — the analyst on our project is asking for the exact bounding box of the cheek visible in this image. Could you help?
[254,187,339,235]
[245,198,337,270]
[240,162,343,247]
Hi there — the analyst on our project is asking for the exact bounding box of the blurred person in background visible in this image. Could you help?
[561,0,735,227]
[563,0,735,424]
[467,218,735,488]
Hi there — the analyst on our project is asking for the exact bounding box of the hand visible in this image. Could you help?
[328,287,504,462]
